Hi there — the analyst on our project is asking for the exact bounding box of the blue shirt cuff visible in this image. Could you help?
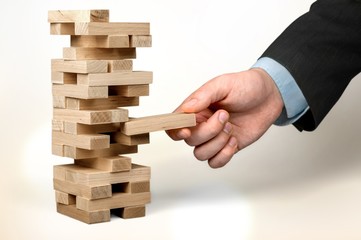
[252,57,309,126]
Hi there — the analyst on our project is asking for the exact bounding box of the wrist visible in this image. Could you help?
[250,68,284,122]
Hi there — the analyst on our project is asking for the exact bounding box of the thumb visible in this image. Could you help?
[180,77,231,113]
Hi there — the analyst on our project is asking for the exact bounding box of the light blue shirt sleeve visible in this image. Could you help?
[251,57,309,126]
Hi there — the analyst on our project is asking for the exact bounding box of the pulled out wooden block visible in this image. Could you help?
[51,59,108,74]
[112,205,146,219]
[48,10,109,23]
[66,96,139,110]
[71,35,129,48]
[52,84,108,99]
[63,47,136,60]
[52,131,110,150]
[75,22,150,36]
[53,108,128,125]
[50,23,74,35]
[122,113,196,135]
[77,71,152,86]
[55,190,76,205]
[62,143,137,159]
[76,192,151,211]
[56,203,110,224]
[75,156,131,172]
[112,132,150,146]
[54,179,112,200]
[109,85,149,97]
[53,163,150,185]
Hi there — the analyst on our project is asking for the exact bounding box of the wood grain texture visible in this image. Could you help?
[53,108,128,125]
[112,205,146,219]
[75,22,150,35]
[65,96,139,110]
[51,59,108,74]
[63,143,137,159]
[55,190,76,205]
[52,72,77,84]
[122,113,196,135]
[54,179,112,200]
[71,35,129,48]
[109,85,149,97]
[50,23,74,35]
[53,163,150,185]
[63,122,120,135]
[52,131,110,150]
[56,203,110,224]
[112,132,150,146]
[52,84,108,99]
[75,156,131,172]
[48,10,109,23]
[63,47,136,60]
[108,60,133,72]
[130,35,152,47]
[76,192,151,211]
[77,71,152,86]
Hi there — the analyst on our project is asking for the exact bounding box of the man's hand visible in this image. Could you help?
[167,68,284,168]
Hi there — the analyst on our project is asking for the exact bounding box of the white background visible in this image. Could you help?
[1,0,361,239]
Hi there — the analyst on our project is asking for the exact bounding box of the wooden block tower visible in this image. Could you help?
[49,9,195,224]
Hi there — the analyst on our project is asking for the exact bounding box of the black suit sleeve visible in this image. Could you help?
[261,0,361,131]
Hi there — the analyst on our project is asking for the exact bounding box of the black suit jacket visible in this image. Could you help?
[261,0,361,131]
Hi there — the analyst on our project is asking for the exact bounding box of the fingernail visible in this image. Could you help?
[218,111,228,124]
[223,122,232,134]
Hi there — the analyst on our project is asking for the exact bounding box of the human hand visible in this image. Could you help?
[167,68,284,168]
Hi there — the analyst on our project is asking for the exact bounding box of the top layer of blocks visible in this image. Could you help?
[48,10,150,36]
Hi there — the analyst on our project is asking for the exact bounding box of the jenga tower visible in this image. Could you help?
[49,10,195,224]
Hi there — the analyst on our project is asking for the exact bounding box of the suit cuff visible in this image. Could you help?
[252,57,309,125]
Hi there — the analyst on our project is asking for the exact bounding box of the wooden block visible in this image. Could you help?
[75,22,150,36]
[112,132,149,146]
[122,113,196,135]
[53,163,150,185]
[77,71,152,86]
[53,96,66,109]
[76,192,151,211]
[126,181,150,193]
[63,122,120,135]
[109,85,149,97]
[63,47,136,60]
[52,144,64,157]
[54,179,112,199]
[48,10,109,23]
[56,203,110,224]
[71,35,129,48]
[65,96,139,110]
[52,131,110,150]
[112,205,146,219]
[52,119,64,132]
[130,35,152,47]
[52,84,108,99]
[52,72,77,84]
[75,156,131,172]
[63,143,137,159]
[53,108,128,125]
[50,23,74,35]
[51,59,108,74]
[55,190,76,205]
[108,60,133,72]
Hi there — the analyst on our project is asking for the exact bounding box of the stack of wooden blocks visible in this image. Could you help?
[49,9,195,224]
